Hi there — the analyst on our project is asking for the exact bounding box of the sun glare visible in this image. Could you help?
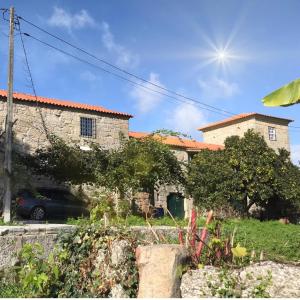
[216,50,228,62]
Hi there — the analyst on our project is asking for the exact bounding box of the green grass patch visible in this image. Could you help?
[67,216,300,263]
[221,218,300,263]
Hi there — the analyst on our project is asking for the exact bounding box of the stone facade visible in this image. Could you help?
[154,148,192,218]
[0,99,129,154]
[0,95,131,204]
[201,114,291,152]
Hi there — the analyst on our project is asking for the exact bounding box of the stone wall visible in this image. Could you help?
[154,185,193,219]
[0,98,130,200]
[154,148,192,218]
[0,99,129,154]
[202,115,290,152]
[0,224,75,269]
[0,224,185,270]
[181,261,300,298]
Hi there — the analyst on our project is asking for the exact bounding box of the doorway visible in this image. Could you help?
[167,193,184,219]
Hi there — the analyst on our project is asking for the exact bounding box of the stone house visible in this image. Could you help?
[198,113,293,152]
[129,132,222,218]
[0,90,132,197]
[129,112,293,218]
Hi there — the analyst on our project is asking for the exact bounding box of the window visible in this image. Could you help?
[268,126,276,141]
[80,117,96,138]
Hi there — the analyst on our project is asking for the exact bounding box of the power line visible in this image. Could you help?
[14,32,300,132]
[16,14,235,117]
[21,31,232,117]
[17,20,50,138]
[2,11,298,131]
[16,15,300,130]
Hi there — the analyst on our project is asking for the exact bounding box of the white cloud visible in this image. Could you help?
[166,101,207,137]
[291,145,300,166]
[100,22,138,68]
[47,7,96,31]
[198,77,239,101]
[130,72,164,113]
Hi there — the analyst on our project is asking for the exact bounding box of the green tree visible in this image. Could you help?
[187,130,300,218]
[24,133,185,202]
[107,135,185,198]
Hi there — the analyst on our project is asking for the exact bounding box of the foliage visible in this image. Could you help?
[104,135,185,197]
[66,214,300,263]
[56,225,138,297]
[178,210,249,267]
[187,130,300,217]
[206,268,272,298]
[250,271,272,298]
[151,128,192,139]
[23,134,185,202]
[0,243,66,298]
[0,226,139,298]
[186,149,235,211]
[21,134,108,185]
[207,268,242,298]
[67,214,194,227]
[89,192,117,221]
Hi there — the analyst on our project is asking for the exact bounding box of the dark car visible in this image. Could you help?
[16,188,89,220]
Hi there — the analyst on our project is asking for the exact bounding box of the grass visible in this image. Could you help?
[66,215,205,227]
[221,218,300,263]
[3,214,298,263]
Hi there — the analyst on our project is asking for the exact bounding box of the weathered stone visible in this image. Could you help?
[136,244,189,298]
[0,97,130,192]
[0,236,21,268]
[111,239,131,267]
[110,284,129,298]
[239,261,300,298]
[0,224,76,270]
[201,115,291,153]
[181,261,300,298]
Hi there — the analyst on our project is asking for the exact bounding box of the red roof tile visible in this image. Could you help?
[0,90,133,118]
[129,131,223,151]
[198,113,293,131]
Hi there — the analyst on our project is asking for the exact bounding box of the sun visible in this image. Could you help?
[216,50,228,62]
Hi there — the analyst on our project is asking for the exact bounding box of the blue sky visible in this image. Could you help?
[1,0,300,163]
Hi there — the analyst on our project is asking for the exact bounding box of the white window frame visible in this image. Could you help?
[268,126,277,141]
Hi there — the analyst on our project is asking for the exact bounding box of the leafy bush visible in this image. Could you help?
[0,243,66,298]
[0,225,139,298]
[90,193,116,221]
[187,130,300,218]
[56,225,138,297]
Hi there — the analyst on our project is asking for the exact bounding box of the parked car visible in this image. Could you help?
[16,188,89,220]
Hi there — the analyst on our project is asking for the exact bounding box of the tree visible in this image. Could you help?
[23,134,185,201]
[186,149,235,210]
[187,130,300,218]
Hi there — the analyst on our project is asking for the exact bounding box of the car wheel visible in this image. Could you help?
[30,206,46,220]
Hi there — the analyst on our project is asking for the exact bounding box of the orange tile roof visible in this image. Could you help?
[198,113,293,131]
[0,90,133,118]
[129,131,223,151]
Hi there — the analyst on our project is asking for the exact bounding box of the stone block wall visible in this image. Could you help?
[254,118,290,152]
[202,118,256,146]
[0,99,129,155]
[0,224,76,269]
[202,116,290,152]
[0,98,130,200]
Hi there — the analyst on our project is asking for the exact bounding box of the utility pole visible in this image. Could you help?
[3,7,14,223]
